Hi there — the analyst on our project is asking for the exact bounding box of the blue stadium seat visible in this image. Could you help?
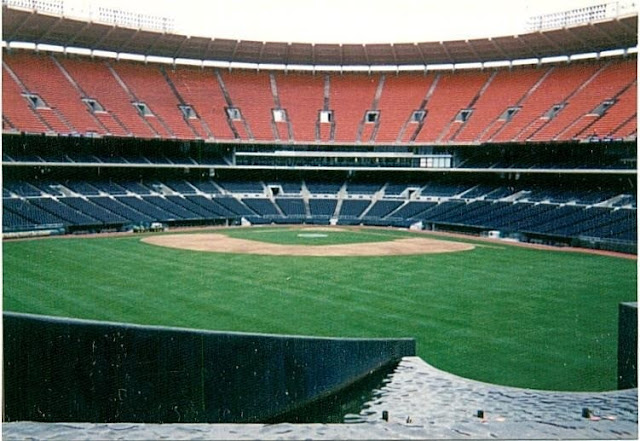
[276,198,306,217]
[309,199,338,218]
[339,200,371,218]
[243,198,281,217]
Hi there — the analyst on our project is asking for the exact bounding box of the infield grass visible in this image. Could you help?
[222,226,403,245]
[3,226,636,392]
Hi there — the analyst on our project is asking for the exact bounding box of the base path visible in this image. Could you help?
[141,233,475,257]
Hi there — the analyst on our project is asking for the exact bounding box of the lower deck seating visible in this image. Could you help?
[309,199,337,218]
[3,179,636,247]
[269,182,303,195]
[61,197,128,224]
[305,182,342,194]
[363,200,403,218]
[218,181,264,194]
[339,200,372,218]
[4,198,66,226]
[346,183,382,195]
[27,198,100,225]
[184,196,235,217]
[276,198,306,217]
[243,198,280,217]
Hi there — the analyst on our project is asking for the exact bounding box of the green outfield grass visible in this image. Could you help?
[3,227,636,391]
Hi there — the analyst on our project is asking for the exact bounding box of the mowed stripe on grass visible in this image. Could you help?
[3,229,636,391]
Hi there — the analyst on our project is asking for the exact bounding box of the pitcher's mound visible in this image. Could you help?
[142,233,475,257]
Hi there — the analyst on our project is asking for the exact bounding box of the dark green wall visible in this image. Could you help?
[3,312,414,423]
[618,302,637,389]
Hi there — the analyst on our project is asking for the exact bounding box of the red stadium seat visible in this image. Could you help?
[274,72,325,143]
[4,52,106,136]
[2,66,50,134]
[110,61,197,140]
[496,63,601,142]
[454,68,548,143]
[58,56,157,138]
[414,70,491,143]
[329,73,379,143]
[376,73,436,144]
[219,70,277,141]
[535,59,636,141]
[166,66,235,141]
[1,50,636,145]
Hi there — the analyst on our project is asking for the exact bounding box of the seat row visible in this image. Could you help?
[3,180,636,244]
[3,50,636,144]
[4,179,635,207]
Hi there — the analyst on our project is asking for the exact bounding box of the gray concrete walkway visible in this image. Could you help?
[4,356,637,439]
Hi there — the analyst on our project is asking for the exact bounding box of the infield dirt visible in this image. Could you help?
[141,232,475,256]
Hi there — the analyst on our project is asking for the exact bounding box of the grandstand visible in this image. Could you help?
[1,5,637,242]
[1,0,638,436]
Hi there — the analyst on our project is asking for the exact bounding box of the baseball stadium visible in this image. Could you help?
[2,0,638,439]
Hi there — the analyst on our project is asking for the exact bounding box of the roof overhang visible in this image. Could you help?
[2,6,637,66]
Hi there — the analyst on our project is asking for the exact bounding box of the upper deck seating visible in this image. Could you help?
[455,68,548,143]
[492,62,601,142]
[535,60,636,141]
[57,57,155,138]
[2,65,51,134]
[376,73,435,143]
[275,73,325,143]
[3,51,635,144]
[189,180,222,195]
[269,181,303,195]
[330,74,379,143]
[110,61,195,139]
[166,66,235,140]
[414,70,491,143]
[5,52,108,136]
[220,71,276,141]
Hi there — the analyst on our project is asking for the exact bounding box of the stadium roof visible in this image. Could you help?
[2,5,637,66]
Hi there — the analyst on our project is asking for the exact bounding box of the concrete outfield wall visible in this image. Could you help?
[3,312,415,423]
